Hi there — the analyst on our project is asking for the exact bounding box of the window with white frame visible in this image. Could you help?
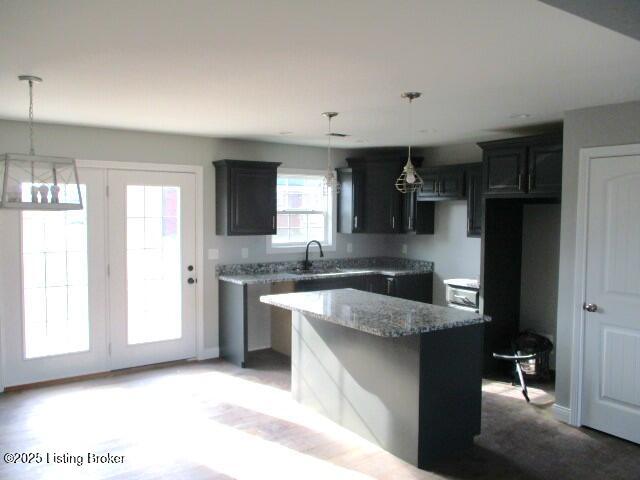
[268,170,335,251]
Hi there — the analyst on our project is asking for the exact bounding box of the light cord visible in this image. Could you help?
[28,80,35,155]
[327,115,332,169]
[408,96,413,162]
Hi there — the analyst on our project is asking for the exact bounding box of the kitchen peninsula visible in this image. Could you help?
[260,288,489,468]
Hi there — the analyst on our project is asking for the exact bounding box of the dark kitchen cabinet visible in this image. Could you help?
[295,275,367,293]
[482,147,527,195]
[438,167,466,198]
[528,143,562,196]
[383,273,433,303]
[478,134,562,198]
[465,163,483,237]
[337,167,366,233]
[339,157,423,234]
[360,159,404,233]
[402,191,417,232]
[295,272,433,304]
[416,165,465,200]
[214,160,281,236]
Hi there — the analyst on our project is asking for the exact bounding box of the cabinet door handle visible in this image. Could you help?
[272,215,276,230]
[354,215,358,230]
[392,216,395,230]
[408,215,412,230]
[528,174,532,192]
[518,174,522,191]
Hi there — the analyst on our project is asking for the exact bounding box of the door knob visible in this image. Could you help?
[188,278,196,285]
[583,303,598,312]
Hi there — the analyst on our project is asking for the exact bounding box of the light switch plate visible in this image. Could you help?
[208,248,219,260]
[402,244,408,255]
[241,247,249,259]
[346,243,353,253]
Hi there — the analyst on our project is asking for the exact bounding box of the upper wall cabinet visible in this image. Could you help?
[478,133,562,198]
[214,160,281,236]
[465,163,483,238]
[339,157,425,234]
[415,165,465,200]
[337,166,366,233]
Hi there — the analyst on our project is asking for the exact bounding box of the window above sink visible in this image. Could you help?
[267,169,337,254]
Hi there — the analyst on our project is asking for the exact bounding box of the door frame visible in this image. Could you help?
[0,159,206,393]
[568,143,640,427]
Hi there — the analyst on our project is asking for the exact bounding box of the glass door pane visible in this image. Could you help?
[126,185,182,345]
[22,185,89,359]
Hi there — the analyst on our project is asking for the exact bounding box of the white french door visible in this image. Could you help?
[580,147,640,444]
[2,168,108,386]
[1,166,198,387]
[107,170,196,370]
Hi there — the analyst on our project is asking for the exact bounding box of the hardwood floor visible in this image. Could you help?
[1,350,639,479]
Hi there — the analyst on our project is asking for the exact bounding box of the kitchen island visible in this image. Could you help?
[260,288,489,469]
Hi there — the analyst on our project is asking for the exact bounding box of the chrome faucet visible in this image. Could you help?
[303,240,324,270]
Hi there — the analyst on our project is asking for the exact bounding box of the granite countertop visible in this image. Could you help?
[217,257,433,285]
[260,288,488,337]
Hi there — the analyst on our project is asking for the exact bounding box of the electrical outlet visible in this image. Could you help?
[208,248,219,260]
[402,244,408,255]
[346,243,353,253]
[241,247,249,259]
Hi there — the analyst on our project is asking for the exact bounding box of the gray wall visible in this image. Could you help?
[0,119,386,355]
[387,144,483,306]
[555,100,640,408]
[520,204,561,367]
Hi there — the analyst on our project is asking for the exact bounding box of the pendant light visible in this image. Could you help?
[0,75,82,210]
[395,92,424,194]
[321,111,340,195]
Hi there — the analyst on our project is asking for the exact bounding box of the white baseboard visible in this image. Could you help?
[197,347,220,361]
[552,403,572,424]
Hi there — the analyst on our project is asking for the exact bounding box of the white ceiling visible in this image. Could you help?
[1,0,639,148]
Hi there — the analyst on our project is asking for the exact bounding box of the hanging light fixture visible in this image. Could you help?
[321,111,340,195]
[0,75,82,210]
[395,92,424,194]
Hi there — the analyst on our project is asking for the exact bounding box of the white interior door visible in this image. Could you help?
[582,150,640,444]
[107,170,197,370]
[1,168,108,387]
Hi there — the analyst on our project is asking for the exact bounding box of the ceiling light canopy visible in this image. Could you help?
[1,76,82,210]
[395,92,424,194]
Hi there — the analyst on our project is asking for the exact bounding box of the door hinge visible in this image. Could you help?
[108,343,112,355]
[107,264,110,276]
[106,185,109,197]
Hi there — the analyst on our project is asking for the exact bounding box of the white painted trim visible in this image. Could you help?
[0,211,5,394]
[569,143,640,428]
[552,404,572,424]
[77,159,203,175]
[82,159,206,362]
[197,347,219,361]
[266,168,338,254]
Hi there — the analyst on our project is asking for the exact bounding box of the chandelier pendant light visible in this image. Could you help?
[321,111,340,196]
[395,92,424,194]
[0,75,82,210]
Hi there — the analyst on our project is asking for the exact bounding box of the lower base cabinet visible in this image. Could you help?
[295,273,433,304]
[220,272,434,368]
